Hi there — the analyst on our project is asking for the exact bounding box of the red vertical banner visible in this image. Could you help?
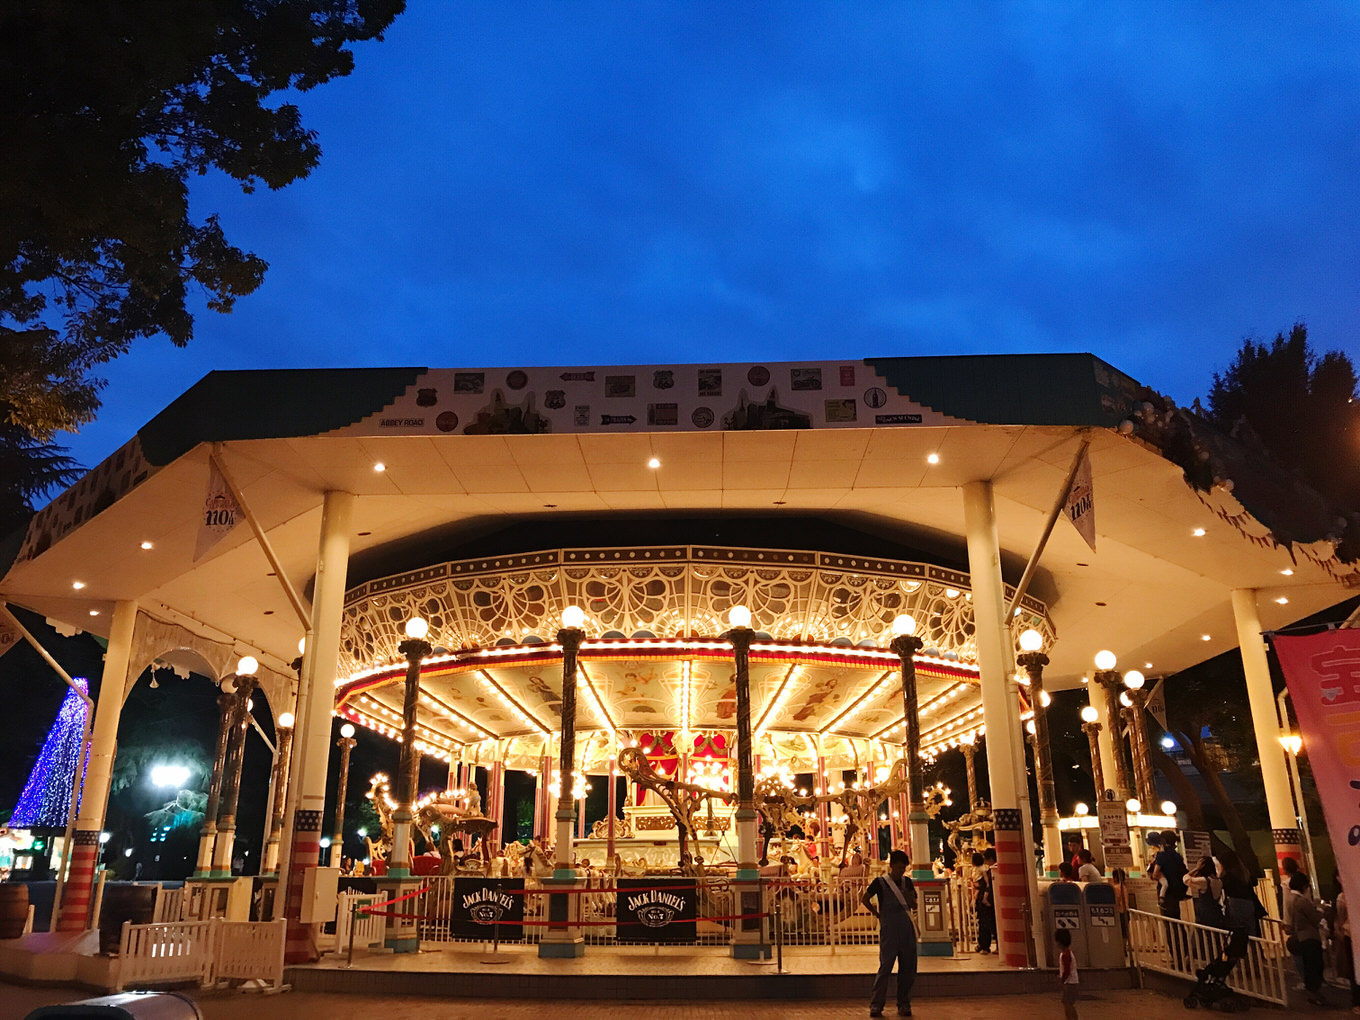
[1270,629,1360,980]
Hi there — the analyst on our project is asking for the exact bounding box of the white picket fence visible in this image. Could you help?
[336,891,385,952]
[1127,908,1289,1006]
[152,885,187,923]
[115,917,286,993]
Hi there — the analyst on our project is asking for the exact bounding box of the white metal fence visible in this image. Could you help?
[336,891,385,952]
[1127,908,1288,1006]
[114,918,286,993]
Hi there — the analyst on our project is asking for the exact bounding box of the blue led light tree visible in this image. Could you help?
[11,678,88,828]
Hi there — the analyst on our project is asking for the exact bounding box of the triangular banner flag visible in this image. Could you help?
[194,459,242,561]
[0,610,20,662]
[1064,444,1096,551]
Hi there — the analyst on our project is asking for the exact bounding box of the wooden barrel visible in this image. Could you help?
[0,883,29,939]
[98,884,156,955]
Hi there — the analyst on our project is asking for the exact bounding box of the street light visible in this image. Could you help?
[1278,732,1318,882]
[391,616,432,875]
[727,605,758,877]
[1017,628,1060,873]
[331,722,358,867]
[263,711,295,874]
[554,606,586,877]
[150,764,191,789]
[890,613,930,877]
[1122,671,1154,804]
[1093,651,1134,800]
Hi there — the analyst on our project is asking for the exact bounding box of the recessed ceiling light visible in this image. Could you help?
[373,462,386,472]
[1275,596,1289,605]
[926,453,940,465]
[89,609,99,617]
[1144,662,1153,669]
[72,581,85,590]
[1192,527,1206,537]
[647,457,660,469]
[1201,634,1211,641]
[1280,568,1294,576]
[140,541,153,550]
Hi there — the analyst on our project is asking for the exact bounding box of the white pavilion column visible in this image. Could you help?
[56,599,136,931]
[1083,678,1122,801]
[282,490,353,963]
[963,481,1036,968]
[1231,589,1302,872]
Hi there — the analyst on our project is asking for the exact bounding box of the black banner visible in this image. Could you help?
[616,878,697,943]
[451,878,524,940]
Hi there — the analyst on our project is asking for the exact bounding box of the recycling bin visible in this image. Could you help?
[1081,881,1126,968]
[1042,881,1090,969]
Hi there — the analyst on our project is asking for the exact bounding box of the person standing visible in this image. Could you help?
[862,848,918,1018]
[1150,830,1187,919]
[1284,871,1327,1006]
[1055,928,1079,1020]
[973,850,996,954]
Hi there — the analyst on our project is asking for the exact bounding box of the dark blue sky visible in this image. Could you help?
[66,2,1360,468]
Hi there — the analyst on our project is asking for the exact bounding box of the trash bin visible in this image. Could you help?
[1082,882,1126,968]
[24,992,202,1020]
[1042,881,1090,969]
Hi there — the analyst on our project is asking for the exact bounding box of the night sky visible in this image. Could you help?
[62,3,1360,470]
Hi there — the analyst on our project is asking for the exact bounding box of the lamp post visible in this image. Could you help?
[1017,629,1061,874]
[1121,671,1156,807]
[1079,705,1106,801]
[195,687,237,877]
[554,605,585,877]
[727,605,758,877]
[392,618,431,875]
[331,723,357,868]
[959,732,979,809]
[263,711,295,874]
[211,656,259,877]
[889,614,932,879]
[1278,733,1319,884]
[1093,651,1135,800]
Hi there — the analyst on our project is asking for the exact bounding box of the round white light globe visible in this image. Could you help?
[561,605,585,629]
[404,616,429,640]
[1080,705,1099,723]
[278,711,295,728]
[1039,690,1052,708]
[340,723,355,738]
[1094,649,1117,671]
[297,636,307,655]
[1119,691,1133,707]
[1161,801,1177,816]
[1025,719,1036,734]
[1019,629,1043,652]
[1074,802,1089,816]
[891,613,917,637]
[728,605,752,629]
[1123,670,1145,690]
[1126,798,1142,814]
[236,655,258,676]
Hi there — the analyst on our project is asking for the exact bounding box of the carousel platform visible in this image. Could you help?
[286,945,1136,1000]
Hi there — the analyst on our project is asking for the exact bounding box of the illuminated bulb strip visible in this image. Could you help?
[754,665,799,739]
[420,691,497,740]
[679,660,692,744]
[578,663,617,739]
[820,670,893,734]
[478,669,551,736]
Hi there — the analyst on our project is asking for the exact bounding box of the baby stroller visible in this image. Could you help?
[1183,929,1250,1012]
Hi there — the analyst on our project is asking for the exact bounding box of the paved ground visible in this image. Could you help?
[0,985,1177,1020]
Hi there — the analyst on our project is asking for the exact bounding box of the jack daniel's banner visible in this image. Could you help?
[451,878,524,939]
[617,877,697,943]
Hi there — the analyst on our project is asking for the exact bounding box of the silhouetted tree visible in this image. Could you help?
[0,0,405,438]
[1208,323,1360,507]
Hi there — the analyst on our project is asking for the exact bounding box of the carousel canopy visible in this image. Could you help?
[1,354,1351,719]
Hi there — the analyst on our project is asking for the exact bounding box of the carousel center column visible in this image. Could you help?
[727,605,771,960]
[539,606,587,958]
[281,490,352,964]
[962,481,1037,969]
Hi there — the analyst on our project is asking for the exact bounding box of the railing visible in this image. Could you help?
[114,918,286,993]
[152,885,186,924]
[337,891,385,952]
[1127,908,1288,1006]
[116,920,214,991]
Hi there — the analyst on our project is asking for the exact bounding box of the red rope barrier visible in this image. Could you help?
[357,883,433,917]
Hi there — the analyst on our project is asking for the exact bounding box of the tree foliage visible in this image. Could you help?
[0,424,82,535]
[0,0,405,438]
[1208,323,1360,508]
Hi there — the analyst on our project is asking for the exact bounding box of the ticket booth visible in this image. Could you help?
[1081,882,1125,968]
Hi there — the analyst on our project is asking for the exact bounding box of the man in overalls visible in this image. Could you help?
[861,848,918,1017]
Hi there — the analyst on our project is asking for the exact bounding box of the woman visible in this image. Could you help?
[1111,868,1130,938]
[1076,848,1103,884]
[1284,871,1327,1006]
[1215,847,1262,937]
[1185,855,1226,929]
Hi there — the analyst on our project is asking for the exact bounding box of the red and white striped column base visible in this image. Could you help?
[56,830,103,932]
[284,809,324,964]
[991,808,1030,968]
[1273,828,1303,877]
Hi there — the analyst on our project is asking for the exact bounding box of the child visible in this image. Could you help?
[1055,928,1078,1019]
